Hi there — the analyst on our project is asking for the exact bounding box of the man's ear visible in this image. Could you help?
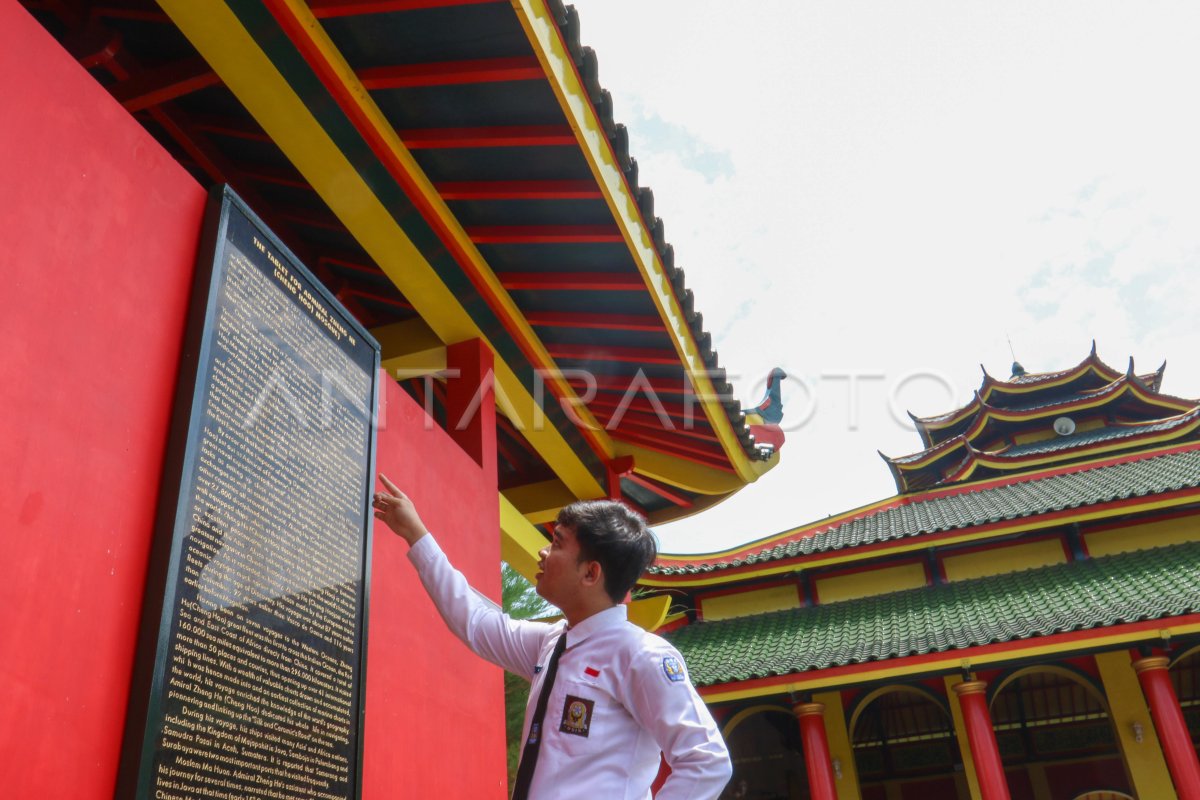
[581,560,603,589]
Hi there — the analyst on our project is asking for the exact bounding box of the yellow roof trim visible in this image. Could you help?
[643,491,1200,587]
[500,492,548,582]
[700,619,1200,703]
[510,0,772,485]
[160,0,610,500]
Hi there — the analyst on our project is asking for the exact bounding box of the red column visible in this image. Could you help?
[445,338,495,469]
[952,680,1011,800]
[793,702,837,800]
[1133,655,1200,798]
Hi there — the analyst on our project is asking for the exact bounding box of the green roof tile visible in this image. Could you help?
[664,541,1200,686]
[651,447,1200,575]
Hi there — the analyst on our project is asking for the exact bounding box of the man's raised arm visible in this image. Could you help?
[373,474,547,680]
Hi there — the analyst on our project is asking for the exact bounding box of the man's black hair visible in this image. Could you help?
[557,500,657,604]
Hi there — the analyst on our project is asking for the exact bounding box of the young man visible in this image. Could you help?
[373,474,732,800]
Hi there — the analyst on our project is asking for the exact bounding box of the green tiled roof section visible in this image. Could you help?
[651,447,1200,574]
[665,541,1200,686]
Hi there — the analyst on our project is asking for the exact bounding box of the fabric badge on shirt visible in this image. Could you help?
[559,695,595,737]
[661,656,686,683]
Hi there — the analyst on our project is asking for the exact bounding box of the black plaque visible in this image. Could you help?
[119,186,380,800]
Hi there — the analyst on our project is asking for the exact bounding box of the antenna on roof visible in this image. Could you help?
[1006,335,1025,378]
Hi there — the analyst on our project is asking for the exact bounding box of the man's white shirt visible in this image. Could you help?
[407,535,732,799]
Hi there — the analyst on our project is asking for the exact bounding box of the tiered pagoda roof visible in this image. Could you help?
[884,345,1192,493]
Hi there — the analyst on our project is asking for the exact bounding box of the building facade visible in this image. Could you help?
[649,348,1200,799]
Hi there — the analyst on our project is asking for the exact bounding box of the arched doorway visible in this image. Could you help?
[1169,645,1200,747]
[850,686,966,800]
[721,705,809,799]
[990,667,1131,798]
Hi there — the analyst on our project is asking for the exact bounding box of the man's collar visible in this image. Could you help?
[565,604,627,648]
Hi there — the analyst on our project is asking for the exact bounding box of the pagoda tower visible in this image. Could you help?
[639,347,1200,800]
[885,343,1187,493]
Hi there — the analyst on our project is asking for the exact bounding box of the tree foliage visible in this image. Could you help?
[501,563,551,787]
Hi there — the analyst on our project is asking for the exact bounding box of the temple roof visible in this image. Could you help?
[19,0,783,524]
[665,540,1200,686]
[648,442,1200,577]
[884,353,1193,493]
[1003,410,1200,457]
[910,345,1167,448]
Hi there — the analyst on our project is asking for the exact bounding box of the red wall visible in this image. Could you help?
[0,3,507,796]
[0,3,206,795]
[365,378,506,798]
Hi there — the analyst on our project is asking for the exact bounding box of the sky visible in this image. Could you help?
[566,0,1200,554]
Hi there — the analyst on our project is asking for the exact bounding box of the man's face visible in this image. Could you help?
[535,524,590,607]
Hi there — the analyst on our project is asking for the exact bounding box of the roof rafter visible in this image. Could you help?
[497,272,644,291]
[110,55,219,112]
[625,472,693,508]
[359,56,542,89]
[400,125,575,149]
[468,225,622,244]
[548,343,682,365]
[436,179,601,200]
[308,0,504,18]
[525,311,662,332]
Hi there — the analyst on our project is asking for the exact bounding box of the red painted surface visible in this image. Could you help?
[1134,656,1200,797]
[899,776,960,799]
[364,376,506,798]
[795,705,838,800]
[625,472,692,508]
[1044,758,1131,798]
[446,338,497,469]
[436,179,602,201]
[467,224,625,244]
[526,310,664,332]
[952,683,1011,800]
[547,343,682,364]
[0,8,508,798]
[0,4,206,795]
[310,0,505,18]
[402,125,577,149]
[497,271,646,291]
[1000,768,1033,799]
[358,56,543,89]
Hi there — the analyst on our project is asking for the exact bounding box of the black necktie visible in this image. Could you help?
[511,633,567,800]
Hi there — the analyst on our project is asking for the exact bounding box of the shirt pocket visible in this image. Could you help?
[552,678,610,756]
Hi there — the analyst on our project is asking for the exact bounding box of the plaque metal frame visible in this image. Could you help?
[118,185,381,799]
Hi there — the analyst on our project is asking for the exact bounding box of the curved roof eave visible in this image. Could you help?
[512,0,777,487]
[153,0,780,522]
